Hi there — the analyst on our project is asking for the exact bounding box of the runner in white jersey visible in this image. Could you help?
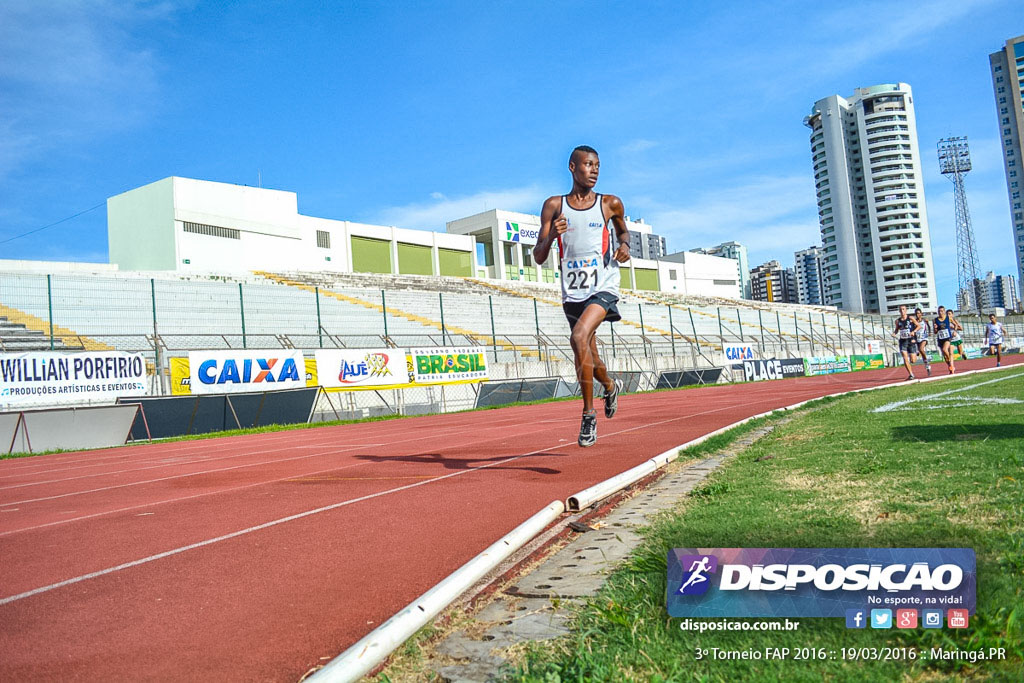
[984,313,1005,367]
[909,307,932,376]
[534,145,630,447]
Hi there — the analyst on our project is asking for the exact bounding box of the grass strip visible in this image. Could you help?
[511,368,1024,681]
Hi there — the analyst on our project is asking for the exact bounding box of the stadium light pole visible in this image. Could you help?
[937,136,985,313]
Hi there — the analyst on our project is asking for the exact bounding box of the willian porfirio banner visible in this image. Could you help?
[666,548,975,618]
[186,350,306,395]
[0,351,147,407]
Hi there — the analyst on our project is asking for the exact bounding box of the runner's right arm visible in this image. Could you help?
[533,196,566,266]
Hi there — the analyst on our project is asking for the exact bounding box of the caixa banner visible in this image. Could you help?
[666,548,975,618]
[187,350,305,395]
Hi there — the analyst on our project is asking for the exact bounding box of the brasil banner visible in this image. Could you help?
[411,347,489,384]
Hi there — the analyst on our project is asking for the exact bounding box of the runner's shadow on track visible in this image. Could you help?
[891,424,1023,442]
[353,452,561,474]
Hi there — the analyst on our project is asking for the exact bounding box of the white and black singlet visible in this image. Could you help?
[557,194,620,304]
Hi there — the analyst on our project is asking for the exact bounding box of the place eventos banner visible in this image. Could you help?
[187,350,306,395]
[314,349,410,390]
[0,351,147,407]
[666,548,975,618]
[735,358,804,382]
[804,355,851,376]
[851,354,885,371]
[411,347,488,384]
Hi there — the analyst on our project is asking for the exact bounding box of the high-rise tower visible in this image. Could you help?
[804,83,937,313]
[989,35,1024,303]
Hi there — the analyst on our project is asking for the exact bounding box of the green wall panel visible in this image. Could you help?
[439,248,472,277]
[351,237,392,274]
[397,243,433,275]
[634,268,659,291]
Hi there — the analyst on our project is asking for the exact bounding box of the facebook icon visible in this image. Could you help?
[845,609,866,629]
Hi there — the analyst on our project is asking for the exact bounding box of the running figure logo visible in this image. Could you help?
[676,554,718,595]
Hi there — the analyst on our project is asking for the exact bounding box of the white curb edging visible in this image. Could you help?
[566,364,1018,512]
[310,363,1019,681]
[308,500,565,683]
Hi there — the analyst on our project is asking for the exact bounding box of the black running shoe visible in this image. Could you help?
[578,411,597,447]
[603,379,621,419]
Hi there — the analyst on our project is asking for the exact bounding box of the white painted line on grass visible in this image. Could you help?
[872,370,1024,413]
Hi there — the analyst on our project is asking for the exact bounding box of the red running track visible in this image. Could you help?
[0,357,1019,681]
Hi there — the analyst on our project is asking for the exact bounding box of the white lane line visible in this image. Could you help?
[0,409,580,508]
[0,412,535,478]
[0,457,376,537]
[871,370,1024,413]
[0,393,779,605]
[0,455,526,607]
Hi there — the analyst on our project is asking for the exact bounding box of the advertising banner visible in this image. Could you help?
[851,354,885,372]
[804,355,851,376]
[666,547,976,618]
[187,350,306,395]
[735,358,804,382]
[314,349,412,390]
[723,344,755,363]
[411,347,489,384]
[0,351,147,407]
[501,220,540,246]
[864,339,885,355]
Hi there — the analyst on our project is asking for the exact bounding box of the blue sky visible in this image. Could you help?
[1,0,1021,306]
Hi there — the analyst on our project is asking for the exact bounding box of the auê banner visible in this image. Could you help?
[0,350,147,407]
[188,349,305,395]
[411,347,489,384]
[851,354,885,371]
[666,548,976,618]
[314,349,409,390]
[804,355,851,376]
[736,358,804,382]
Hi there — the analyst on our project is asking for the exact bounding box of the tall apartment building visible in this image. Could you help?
[989,35,1024,302]
[750,260,796,303]
[627,219,667,260]
[690,241,750,298]
[982,271,1021,311]
[804,83,937,313]
[794,246,825,305]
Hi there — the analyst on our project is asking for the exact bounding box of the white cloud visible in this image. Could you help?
[620,139,658,153]
[812,0,995,75]
[0,1,181,179]
[636,175,820,264]
[372,186,548,230]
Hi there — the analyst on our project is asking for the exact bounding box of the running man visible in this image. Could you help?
[534,145,630,447]
[909,307,932,376]
[934,306,956,374]
[949,311,967,361]
[984,313,1005,367]
[892,305,921,380]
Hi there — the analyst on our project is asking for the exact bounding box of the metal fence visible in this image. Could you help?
[2,271,1022,407]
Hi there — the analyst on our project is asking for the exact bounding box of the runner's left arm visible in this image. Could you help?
[604,195,631,263]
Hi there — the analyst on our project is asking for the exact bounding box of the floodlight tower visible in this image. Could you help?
[937,136,984,312]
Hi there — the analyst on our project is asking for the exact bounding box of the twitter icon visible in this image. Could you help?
[870,609,892,629]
